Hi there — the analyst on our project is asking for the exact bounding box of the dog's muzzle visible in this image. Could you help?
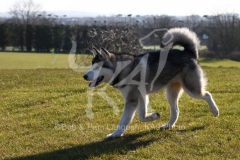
[83,74,88,80]
[83,71,94,81]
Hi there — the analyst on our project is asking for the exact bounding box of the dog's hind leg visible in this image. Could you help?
[182,66,219,117]
[138,95,160,122]
[184,89,219,117]
[201,91,219,117]
[161,81,183,129]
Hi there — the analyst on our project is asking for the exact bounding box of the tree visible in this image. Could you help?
[53,25,64,53]
[74,25,89,53]
[145,15,173,28]
[207,13,240,55]
[37,12,56,25]
[62,26,72,53]
[185,15,201,31]
[9,0,42,25]
[0,23,10,51]
[35,25,52,52]
[25,24,34,51]
[18,25,25,52]
[145,15,173,44]
[85,24,142,54]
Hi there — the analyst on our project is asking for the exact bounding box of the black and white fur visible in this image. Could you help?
[83,28,219,138]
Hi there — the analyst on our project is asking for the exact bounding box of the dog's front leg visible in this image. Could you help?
[106,100,137,138]
[138,95,160,122]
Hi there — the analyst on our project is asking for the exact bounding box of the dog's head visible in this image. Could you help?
[83,47,115,88]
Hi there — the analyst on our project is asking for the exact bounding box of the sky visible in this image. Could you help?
[1,0,240,17]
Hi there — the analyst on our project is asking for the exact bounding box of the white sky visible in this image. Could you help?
[1,0,240,16]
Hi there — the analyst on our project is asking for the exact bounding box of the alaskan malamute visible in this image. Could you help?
[83,28,219,138]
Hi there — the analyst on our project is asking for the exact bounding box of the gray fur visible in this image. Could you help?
[84,28,219,138]
[161,27,200,59]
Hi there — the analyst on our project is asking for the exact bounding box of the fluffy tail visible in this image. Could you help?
[161,27,200,59]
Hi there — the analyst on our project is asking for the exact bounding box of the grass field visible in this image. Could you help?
[1,52,240,69]
[0,52,94,70]
[1,52,240,159]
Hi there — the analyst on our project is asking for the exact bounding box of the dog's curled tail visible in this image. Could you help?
[161,27,200,59]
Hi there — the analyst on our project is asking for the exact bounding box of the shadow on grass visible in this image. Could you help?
[190,126,205,132]
[12,126,206,159]
[12,130,158,160]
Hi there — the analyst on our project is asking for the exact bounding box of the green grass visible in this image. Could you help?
[1,52,240,70]
[0,52,69,69]
[0,52,92,69]
[199,58,240,68]
[1,52,240,159]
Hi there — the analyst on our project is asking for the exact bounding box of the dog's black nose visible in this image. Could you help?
[83,74,88,80]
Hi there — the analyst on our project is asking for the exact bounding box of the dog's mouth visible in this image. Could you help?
[89,76,104,88]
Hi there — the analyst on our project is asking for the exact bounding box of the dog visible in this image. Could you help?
[83,27,219,138]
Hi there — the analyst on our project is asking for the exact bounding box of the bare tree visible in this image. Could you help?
[145,15,173,28]
[75,23,143,54]
[144,15,173,45]
[37,12,56,25]
[185,15,201,31]
[9,0,42,24]
[207,13,240,55]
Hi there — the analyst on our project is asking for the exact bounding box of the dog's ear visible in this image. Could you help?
[100,48,111,60]
[91,47,100,57]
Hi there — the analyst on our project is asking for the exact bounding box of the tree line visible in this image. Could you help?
[0,23,81,53]
[0,23,144,54]
[0,0,142,54]
[1,0,240,60]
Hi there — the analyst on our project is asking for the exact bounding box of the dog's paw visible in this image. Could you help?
[212,110,219,117]
[152,112,160,120]
[160,124,174,130]
[106,132,123,138]
[211,107,219,117]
